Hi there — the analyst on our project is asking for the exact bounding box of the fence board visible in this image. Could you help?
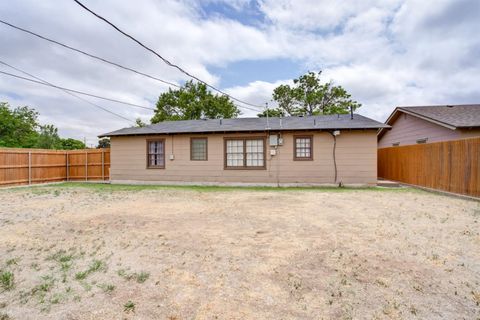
[378,137,479,197]
[0,148,110,186]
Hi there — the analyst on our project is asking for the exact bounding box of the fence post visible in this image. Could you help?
[101,149,105,181]
[66,152,69,182]
[85,151,88,182]
[28,151,32,185]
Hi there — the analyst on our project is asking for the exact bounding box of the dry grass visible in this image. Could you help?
[0,183,479,319]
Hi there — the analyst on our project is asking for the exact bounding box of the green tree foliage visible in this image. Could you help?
[257,108,286,118]
[151,81,240,123]
[0,102,85,149]
[97,138,110,148]
[36,124,60,149]
[58,138,86,150]
[266,71,361,117]
[0,102,39,147]
[135,118,147,127]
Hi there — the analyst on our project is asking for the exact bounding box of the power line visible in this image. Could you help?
[0,60,154,110]
[72,0,264,111]
[0,19,261,114]
[0,64,135,123]
[0,19,180,89]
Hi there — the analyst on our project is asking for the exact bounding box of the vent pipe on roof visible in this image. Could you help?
[350,106,353,120]
[314,119,316,126]
[220,119,222,125]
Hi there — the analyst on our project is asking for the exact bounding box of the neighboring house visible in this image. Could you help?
[378,104,480,148]
[99,114,389,186]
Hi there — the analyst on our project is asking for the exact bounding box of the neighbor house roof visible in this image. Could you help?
[378,104,480,138]
[99,114,389,137]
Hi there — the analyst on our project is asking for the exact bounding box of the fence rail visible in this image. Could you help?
[0,148,110,187]
[378,137,479,197]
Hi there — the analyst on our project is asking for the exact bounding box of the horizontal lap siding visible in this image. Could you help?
[379,113,480,147]
[111,131,377,185]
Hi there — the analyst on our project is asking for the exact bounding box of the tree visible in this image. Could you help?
[0,101,87,150]
[135,118,147,127]
[257,108,286,118]
[58,138,86,150]
[0,102,39,147]
[151,81,240,123]
[266,71,361,117]
[97,138,110,148]
[36,124,60,149]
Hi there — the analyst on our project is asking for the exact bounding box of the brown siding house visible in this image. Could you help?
[378,104,480,148]
[100,114,388,186]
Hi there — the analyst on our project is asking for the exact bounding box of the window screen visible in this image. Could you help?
[147,140,165,168]
[226,140,244,167]
[246,139,264,167]
[191,138,207,160]
[226,138,265,168]
[294,136,313,160]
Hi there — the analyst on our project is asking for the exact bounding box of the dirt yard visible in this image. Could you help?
[0,183,479,320]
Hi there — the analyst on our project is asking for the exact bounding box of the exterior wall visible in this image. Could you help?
[110,130,378,186]
[378,112,480,148]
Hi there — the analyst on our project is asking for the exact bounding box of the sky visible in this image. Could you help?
[1,0,479,146]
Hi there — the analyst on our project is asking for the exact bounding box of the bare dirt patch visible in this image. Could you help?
[0,184,479,319]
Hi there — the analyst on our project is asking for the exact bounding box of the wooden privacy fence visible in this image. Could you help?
[0,148,110,186]
[378,137,479,197]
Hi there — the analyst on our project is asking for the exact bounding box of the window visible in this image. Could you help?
[225,138,265,169]
[147,140,165,168]
[416,138,428,144]
[191,138,208,161]
[294,135,313,160]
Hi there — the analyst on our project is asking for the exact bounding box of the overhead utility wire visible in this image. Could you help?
[0,61,154,110]
[0,63,134,123]
[0,19,261,114]
[72,0,264,111]
[0,19,179,89]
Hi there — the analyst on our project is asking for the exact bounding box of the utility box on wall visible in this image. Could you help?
[269,135,278,146]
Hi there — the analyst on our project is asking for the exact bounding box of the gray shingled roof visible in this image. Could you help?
[99,114,389,137]
[398,104,480,128]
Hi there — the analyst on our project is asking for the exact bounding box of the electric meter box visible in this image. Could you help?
[269,135,278,146]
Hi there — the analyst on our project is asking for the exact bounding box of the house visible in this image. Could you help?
[99,114,389,186]
[378,104,480,148]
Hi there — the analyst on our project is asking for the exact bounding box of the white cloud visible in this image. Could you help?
[1,0,479,145]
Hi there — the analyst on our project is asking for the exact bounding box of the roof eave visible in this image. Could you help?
[100,126,387,138]
[378,107,459,139]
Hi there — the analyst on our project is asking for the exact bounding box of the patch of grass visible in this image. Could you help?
[98,283,115,293]
[0,271,14,291]
[17,182,422,194]
[49,293,64,304]
[124,300,135,313]
[74,271,88,280]
[5,258,19,267]
[117,269,150,283]
[33,275,55,293]
[88,260,106,273]
[47,249,74,263]
[60,261,72,272]
[135,271,150,283]
[75,259,106,281]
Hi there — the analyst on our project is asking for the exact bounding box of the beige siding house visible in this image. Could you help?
[378,104,480,148]
[101,115,388,186]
